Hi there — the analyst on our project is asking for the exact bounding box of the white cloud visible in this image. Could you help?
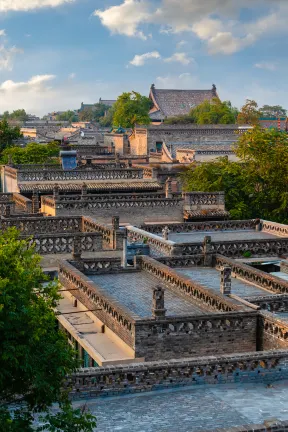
[164,52,192,65]
[94,0,151,40]
[0,44,23,70]
[0,75,55,92]
[94,0,288,54]
[207,32,255,54]
[176,40,187,48]
[0,74,119,116]
[68,72,76,79]
[129,51,161,66]
[0,0,74,12]
[254,62,277,71]
[0,29,6,36]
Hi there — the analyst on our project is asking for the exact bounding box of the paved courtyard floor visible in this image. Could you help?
[163,230,277,244]
[73,380,288,432]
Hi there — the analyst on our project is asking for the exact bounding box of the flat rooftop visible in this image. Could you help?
[175,267,272,298]
[89,271,210,318]
[75,380,288,432]
[163,230,278,244]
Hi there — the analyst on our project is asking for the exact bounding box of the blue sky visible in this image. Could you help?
[0,0,287,116]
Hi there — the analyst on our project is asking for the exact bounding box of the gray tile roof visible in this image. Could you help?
[149,85,216,118]
[99,99,116,107]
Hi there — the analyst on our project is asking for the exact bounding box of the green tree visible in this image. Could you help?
[237,99,260,125]
[99,107,114,127]
[9,109,29,121]
[259,104,287,118]
[56,110,78,122]
[164,98,237,125]
[0,142,60,165]
[0,119,22,152]
[0,228,97,431]
[182,128,288,222]
[78,109,94,122]
[113,91,151,128]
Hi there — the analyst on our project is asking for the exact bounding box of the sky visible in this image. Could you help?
[0,0,287,116]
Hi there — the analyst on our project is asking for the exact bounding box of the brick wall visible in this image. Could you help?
[134,312,258,360]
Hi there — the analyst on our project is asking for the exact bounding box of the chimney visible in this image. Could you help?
[32,190,40,214]
[220,266,231,296]
[152,286,166,319]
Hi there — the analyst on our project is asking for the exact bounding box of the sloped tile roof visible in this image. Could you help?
[149,85,216,118]
[184,209,230,219]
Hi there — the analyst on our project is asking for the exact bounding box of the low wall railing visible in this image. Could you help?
[215,254,288,295]
[0,216,82,235]
[66,350,288,399]
[137,255,242,313]
[140,219,258,234]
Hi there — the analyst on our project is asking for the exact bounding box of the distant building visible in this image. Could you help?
[149,84,218,124]
[79,99,116,113]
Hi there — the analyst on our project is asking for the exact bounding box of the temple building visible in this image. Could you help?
[149,84,218,124]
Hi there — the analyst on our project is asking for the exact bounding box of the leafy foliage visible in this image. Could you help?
[1,109,29,122]
[113,91,152,128]
[259,104,287,118]
[164,98,237,125]
[0,142,60,164]
[237,99,260,125]
[0,119,22,152]
[182,128,288,222]
[56,111,78,122]
[78,103,111,123]
[0,229,97,431]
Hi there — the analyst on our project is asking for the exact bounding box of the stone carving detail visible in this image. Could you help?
[137,256,240,312]
[243,294,288,313]
[17,168,143,182]
[66,351,285,398]
[30,233,102,255]
[260,312,288,343]
[156,255,205,267]
[184,192,225,206]
[127,227,174,257]
[215,255,288,295]
[262,220,288,237]
[69,257,123,274]
[0,216,82,235]
[181,239,288,258]
[140,219,258,235]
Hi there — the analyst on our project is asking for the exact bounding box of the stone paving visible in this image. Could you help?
[163,230,277,244]
[73,380,288,431]
[175,267,271,297]
[90,272,209,318]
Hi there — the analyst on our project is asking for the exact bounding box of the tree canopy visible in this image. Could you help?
[0,228,96,431]
[1,109,29,122]
[113,91,151,128]
[259,104,287,118]
[164,98,237,125]
[0,142,60,165]
[0,119,22,152]
[56,111,78,122]
[182,128,288,222]
[237,99,260,125]
[78,103,111,123]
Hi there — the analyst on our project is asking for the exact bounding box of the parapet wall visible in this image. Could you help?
[66,350,288,399]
